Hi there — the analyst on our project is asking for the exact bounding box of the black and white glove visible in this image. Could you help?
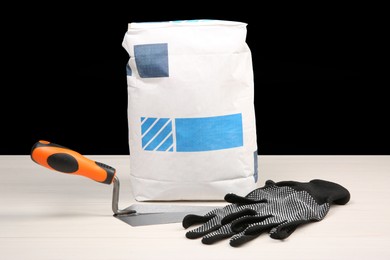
[182,179,350,247]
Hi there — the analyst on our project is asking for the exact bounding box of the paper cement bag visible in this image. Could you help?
[122,19,258,201]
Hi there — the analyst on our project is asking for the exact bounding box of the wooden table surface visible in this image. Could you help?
[1,155,389,259]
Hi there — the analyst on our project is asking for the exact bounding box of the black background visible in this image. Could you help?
[2,3,386,155]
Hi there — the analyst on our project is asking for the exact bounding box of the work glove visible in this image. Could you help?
[182,179,350,247]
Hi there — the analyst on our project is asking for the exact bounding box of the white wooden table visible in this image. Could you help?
[1,155,389,259]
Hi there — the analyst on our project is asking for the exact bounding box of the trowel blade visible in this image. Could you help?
[124,204,220,214]
[113,205,220,227]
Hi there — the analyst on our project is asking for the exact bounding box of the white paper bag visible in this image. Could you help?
[122,19,258,201]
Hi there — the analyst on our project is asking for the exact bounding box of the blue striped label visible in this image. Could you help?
[141,117,174,151]
[140,114,243,152]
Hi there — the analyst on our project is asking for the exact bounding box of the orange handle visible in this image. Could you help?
[31,140,116,184]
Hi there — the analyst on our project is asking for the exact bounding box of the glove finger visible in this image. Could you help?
[230,214,272,232]
[221,208,258,225]
[226,180,276,204]
[228,217,285,247]
[182,214,214,229]
[201,223,236,245]
[185,216,222,239]
[229,231,262,247]
[183,203,241,229]
[243,217,286,236]
[224,193,267,204]
[270,219,309,239]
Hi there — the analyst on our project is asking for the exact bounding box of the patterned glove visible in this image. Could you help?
[182,179,350,247]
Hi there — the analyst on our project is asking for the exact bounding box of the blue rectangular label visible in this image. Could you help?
[134,43,169,78]
[175,113,243,152]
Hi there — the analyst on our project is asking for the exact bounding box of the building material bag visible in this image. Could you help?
[122,19,258,201]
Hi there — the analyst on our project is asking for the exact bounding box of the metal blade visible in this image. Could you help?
[123,203,220,214]
[114,209,212,227]
[113,204,223,227]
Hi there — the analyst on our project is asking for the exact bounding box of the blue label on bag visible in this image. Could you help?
[253,150,258,182]
[141,117,173,151]
[134,43,169,78]
[140,113,243,152]
[175,114,243,152]
[126,63,132,76]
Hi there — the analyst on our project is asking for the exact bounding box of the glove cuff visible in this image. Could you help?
[273,179,351,205]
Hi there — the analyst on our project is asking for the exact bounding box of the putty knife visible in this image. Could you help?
[30,140,220,226]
